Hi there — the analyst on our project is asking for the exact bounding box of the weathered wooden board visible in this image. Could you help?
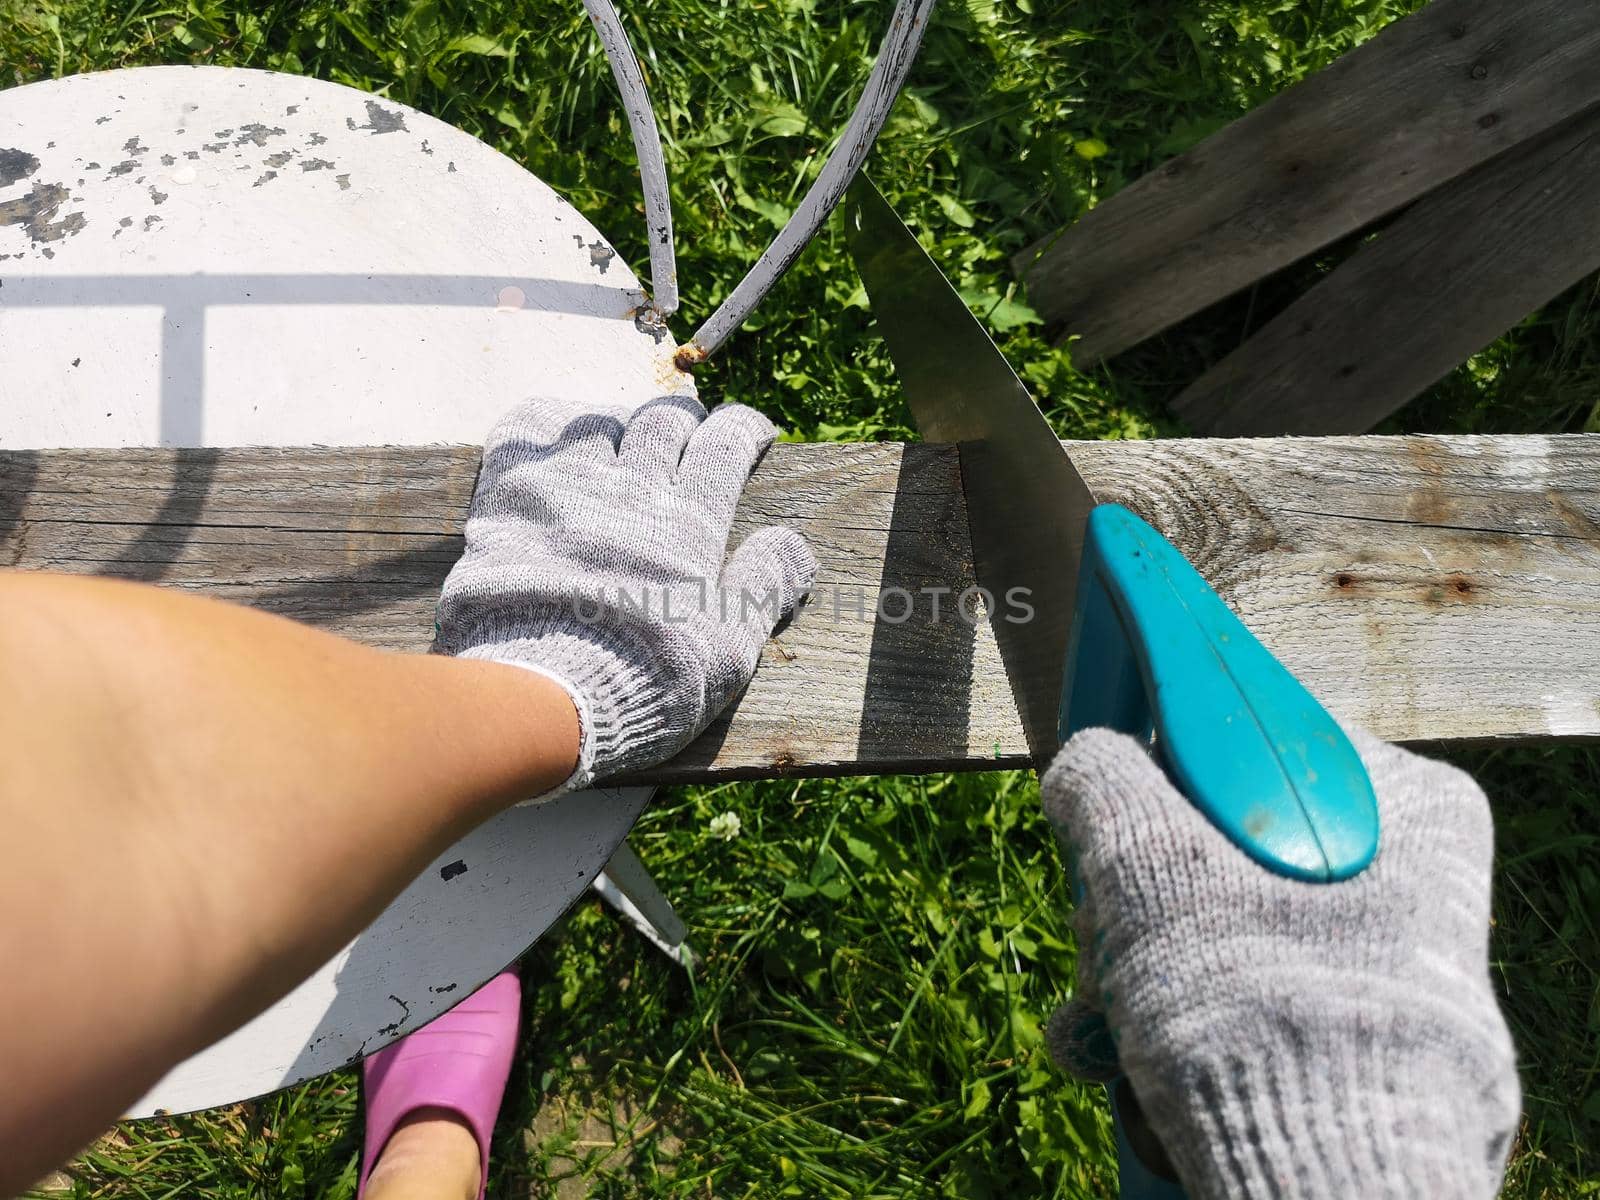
[1082,436,1600,748]
[0,440,1021,778]
[4,435,1599,778]
[1015,0,1600,365]
[1172,107,1600,436]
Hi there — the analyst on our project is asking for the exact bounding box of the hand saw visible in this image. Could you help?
[844,173,1380,1198]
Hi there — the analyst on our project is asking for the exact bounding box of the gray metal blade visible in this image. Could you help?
[844,173,1095,764]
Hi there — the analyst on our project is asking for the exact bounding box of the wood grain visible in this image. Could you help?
[4,435,1598,780]
[1015,0,1600,364]
[1172,107,1600,435]
[1075,436,1600,750]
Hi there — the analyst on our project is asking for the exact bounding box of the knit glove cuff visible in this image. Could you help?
[1133,993,1516,1198]
[454,609,706,793]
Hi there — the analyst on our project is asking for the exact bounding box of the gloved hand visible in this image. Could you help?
[1041,726,1521,1198]
[435,395,817,791]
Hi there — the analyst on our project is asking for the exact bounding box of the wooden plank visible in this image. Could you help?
[1015,0,1600,365]
[1078,436,1600,751]
[3,435,1599,781]
[1173,106,1600,436]
[0,441,1021,779]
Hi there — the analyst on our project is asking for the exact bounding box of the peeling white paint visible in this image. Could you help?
[1,65,689,450]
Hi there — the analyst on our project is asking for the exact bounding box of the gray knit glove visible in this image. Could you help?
[1041,727,1521,1198]
[435,395,817,790]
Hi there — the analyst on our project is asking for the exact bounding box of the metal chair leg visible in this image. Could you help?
[591,840,695,969]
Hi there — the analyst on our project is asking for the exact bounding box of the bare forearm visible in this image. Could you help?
[0,572,577,1189]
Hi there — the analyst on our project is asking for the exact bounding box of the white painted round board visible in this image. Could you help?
[0,65,676,1114]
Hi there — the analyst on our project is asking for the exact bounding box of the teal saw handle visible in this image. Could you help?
[1060,504,1378,882]
[1057,504,1379,1200]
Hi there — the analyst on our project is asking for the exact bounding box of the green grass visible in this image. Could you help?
[4,0,1598,1195]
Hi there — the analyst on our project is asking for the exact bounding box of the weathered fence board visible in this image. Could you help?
[3,435,1598,779]
[1172,107,1600,435]
[1016,0,1600,365]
